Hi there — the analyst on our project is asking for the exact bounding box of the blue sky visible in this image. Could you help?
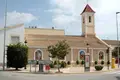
[0,0,53,27]
[0,0,120,40]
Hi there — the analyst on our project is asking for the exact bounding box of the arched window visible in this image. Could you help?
[79,50,85,60]
[34,50,42,60]
[99,51,104,60]
[89,16,91,23]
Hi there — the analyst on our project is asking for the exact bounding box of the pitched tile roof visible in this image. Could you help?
[103,40,120,46]
[81,4,95,14]
[26,34,108,48]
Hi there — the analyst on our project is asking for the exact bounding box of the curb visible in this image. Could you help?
[14,68,120,75]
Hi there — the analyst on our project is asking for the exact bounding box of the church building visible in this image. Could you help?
[25,4,112,65]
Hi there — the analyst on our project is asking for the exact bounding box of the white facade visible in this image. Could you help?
[0,24,24,64]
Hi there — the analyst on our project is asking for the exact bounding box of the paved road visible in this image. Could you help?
[0,71,120,80]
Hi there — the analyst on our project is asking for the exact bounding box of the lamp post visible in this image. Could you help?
[116,12,120,68]
[24,40,27,45]
[3,0,7,71]
[86,43,89,53]
[84,43,90,72]
[106,47,110,70]
[86,43,90,66]
[24,40,27,69]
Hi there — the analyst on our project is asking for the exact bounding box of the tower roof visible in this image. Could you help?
[81,4,95,14]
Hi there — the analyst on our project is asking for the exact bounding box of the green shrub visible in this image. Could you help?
[7,43,28,70]
[81,60,85,65]
[67,61,71,65]
[94,61,98,65]
[54,61,57,65]
[95,65,103,71]
[61,61,67,68]
[54,60,60,65]
[76,60,80,65]
[36,61,39,65]
[107,61,110,65]
[101,61,104,65]
[49,62,54,68]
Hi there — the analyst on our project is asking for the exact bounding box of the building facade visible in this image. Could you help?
[0,24,24,64]
[25,4,112,65]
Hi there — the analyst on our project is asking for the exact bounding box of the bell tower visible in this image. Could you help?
[81,4,95,37]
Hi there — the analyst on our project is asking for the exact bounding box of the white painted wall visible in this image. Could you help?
[0,25,24,64]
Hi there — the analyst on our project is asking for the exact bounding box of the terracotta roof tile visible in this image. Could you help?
[26,34,108,48]
[81,4,95,14]
[103,40,120,46]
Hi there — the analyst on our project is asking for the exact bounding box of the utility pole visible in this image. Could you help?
[116,12,120,68]
[3,0,7,70]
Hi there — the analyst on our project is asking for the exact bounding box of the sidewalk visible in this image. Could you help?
[14,65,120,74]
[1,65,120,74]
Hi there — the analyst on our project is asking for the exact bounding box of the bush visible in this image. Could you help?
[107,61,110,65]
[81,60,85,65]
[7,43,28,70]
[67,61,71,65]
[76,60,80,65]
[49,62,54,68]
[95,65,103,71]
[36,61,39,65]
[61,61,67,68]
[94,61,98,65]
[54,61,57,65]
[54,60,60,65]
[101,61,104,65]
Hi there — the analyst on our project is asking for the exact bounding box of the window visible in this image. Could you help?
[83,17,85,23]
[99,51,104,60]
[80,50,85,60]
[11,36,20,44]
[89,16,91,23]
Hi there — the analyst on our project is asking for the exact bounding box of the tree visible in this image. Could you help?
[7,43,28,70]
[47,40,70,72]
[112,47,120,58]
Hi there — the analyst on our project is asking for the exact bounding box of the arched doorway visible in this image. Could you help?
[34,49,43,60]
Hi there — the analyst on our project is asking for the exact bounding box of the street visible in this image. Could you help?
[0,71,120,80]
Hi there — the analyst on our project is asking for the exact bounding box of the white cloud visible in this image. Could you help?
[49,0,120,40]
[7,11,37,25]
[53,14,78,26]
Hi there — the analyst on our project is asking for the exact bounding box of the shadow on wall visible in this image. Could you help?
[116,76,120,80]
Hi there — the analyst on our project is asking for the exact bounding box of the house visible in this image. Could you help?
[0,24,24,65]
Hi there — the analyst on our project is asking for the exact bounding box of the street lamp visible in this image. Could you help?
[24,40,27,69]
[116,12,120,68]
[106,47,110,70]
[86,43,89,53]
[3,0,7,71]
[24,40,27,45]
[84,43,90,72]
